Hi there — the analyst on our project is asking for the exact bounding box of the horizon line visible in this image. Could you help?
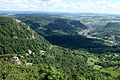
[0,10,120,15]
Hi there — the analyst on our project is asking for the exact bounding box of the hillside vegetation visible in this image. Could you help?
[1,16,120,80]
[17,16,120,53]
[89,22,120,42]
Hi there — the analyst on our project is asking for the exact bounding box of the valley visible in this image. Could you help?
[0,13,120,80]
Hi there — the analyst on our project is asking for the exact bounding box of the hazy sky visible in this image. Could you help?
[0,0,120,14]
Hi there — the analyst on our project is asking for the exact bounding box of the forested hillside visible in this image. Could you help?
[18,16,87,36]
[1,16,120,80]
[89,22,120,42]
[17,16,120,53]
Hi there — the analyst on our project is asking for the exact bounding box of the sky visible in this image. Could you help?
[0,0,120,14]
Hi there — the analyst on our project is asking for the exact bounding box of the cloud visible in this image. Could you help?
[0,0,120,14]
[40,0,50,2]
[63,0,120,14]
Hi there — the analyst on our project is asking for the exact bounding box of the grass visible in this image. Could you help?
[93,65,102,70]
[101,66,120,77]
[87,57,99,65]
[87,56,103,70]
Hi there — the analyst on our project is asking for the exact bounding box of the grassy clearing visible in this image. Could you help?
[87,57,103,70]
[101,66,120,77]
[93,65,102,70]
[87,57,99,65]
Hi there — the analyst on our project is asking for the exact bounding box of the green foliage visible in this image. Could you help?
[0,16,120,80]
[0,62,68,80]
[18,16,87,36]
[45,35,113,53]
[90,22,120,41]
[17,16,120,53]
[0,16,50,55]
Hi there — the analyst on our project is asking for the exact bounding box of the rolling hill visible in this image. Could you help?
[89,22,120,42]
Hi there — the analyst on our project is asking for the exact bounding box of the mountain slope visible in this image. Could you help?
[90,22,120,42]
[0,16,90,79]
[0,16,74,79]
[17,16,118,53]
[1,16,120,80]
[0,16,51,55]
[18,16,88,36]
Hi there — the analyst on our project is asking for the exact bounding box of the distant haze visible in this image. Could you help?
[0,0,120,14]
